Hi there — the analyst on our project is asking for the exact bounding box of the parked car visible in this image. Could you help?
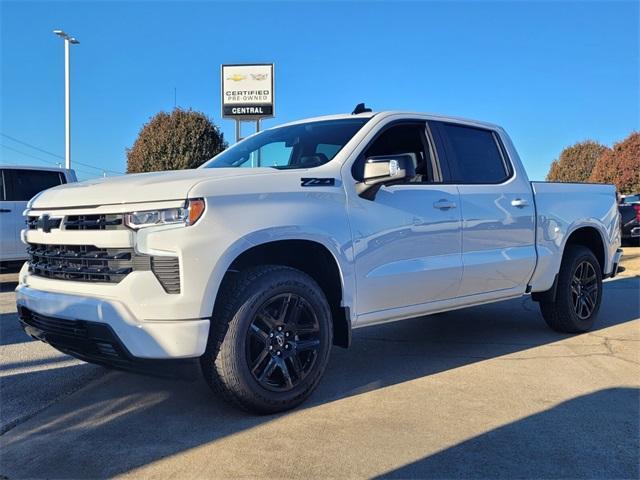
[618,194,640,246]
[0,166,76,263]
[16,110,622,413]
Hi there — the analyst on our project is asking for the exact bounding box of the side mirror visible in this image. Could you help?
[356,154,416,200]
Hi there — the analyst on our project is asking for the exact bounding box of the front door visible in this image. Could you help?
[347,122,463,321]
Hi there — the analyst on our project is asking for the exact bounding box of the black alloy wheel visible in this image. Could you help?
[201,265,333,413]
[539,245,603,333]
[247,293,321,392]
[571,260,599,320]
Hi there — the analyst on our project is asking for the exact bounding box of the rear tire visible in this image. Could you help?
[200,265,333,414]
[539,245,603,333]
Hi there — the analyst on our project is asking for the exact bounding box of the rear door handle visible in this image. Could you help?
[510,198,529,208]
[0,209,11,213]
[433,199,457,210]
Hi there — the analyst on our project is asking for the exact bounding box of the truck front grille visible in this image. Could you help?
[26,243,181,291]
[27,214,124,230]
[64,214,123,230]
[27,244,134,283]
[26,216,62,230]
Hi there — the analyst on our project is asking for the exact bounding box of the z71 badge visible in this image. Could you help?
[300,178,336,187]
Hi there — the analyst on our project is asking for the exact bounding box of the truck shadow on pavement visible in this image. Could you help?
[1,275,638,478]
[0,263,22,292]
[375,387,639,479]
[0,276,18,293]
[0,313,33,347]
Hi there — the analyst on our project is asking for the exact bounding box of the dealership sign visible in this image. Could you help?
[221,64,274,119]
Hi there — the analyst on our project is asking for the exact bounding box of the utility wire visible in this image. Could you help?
[1,143,61,166]
[0,132,125,175]
[1,133,64,160]
[1,144,104,178]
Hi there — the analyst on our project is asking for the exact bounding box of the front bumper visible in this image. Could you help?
[18,306,200,378]
[16,285,210,360]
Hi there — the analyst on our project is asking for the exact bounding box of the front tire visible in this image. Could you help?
[539,245,603,333]
[201,265,333,413]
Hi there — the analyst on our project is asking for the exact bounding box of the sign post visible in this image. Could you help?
[221,64,275,142]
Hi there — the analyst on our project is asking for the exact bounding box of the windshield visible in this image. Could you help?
[202,118,369,169]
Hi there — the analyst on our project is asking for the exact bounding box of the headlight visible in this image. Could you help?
[124,198,205,230]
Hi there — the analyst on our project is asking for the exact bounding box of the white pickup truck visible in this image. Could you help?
[16,109,622,413]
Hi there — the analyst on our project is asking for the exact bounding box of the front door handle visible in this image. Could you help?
[433,199,457,210]
[0,209,11,213]
[511,198,529,208]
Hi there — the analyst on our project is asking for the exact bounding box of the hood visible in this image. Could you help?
[30,168,277,209]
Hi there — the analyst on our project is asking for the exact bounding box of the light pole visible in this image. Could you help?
[53,30,79,170]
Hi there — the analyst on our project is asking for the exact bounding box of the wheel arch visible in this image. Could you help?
[203,235,353,348]
[532,224,607,303]
[563,225,607,274]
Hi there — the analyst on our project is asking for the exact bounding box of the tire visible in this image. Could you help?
[200,265,333,414]
[539,245,603,333]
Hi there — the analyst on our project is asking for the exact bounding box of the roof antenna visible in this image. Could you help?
[352,103,372,115]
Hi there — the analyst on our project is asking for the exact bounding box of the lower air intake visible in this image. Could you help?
[151,256,181,294]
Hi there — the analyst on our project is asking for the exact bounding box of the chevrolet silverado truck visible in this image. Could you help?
[16,110,622,413]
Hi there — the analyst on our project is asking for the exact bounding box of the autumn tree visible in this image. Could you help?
[127,108,226,173]
[589,132,640,194]
[546,140,609,183]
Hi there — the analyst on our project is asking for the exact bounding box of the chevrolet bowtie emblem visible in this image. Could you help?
[37,214,53,233]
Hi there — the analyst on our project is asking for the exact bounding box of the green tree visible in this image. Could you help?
[545,140,609,183]
[589,132,640,194]
[127,108,227,173]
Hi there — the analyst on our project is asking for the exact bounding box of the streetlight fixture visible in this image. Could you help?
[53,29,80,170]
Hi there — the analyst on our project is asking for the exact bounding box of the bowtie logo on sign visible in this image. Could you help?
[226,74,247,82]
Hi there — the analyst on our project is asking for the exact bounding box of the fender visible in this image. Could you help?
[200,227,357,324]
[530,219,611,294]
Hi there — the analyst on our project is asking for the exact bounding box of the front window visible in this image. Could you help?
[202,118,369,169]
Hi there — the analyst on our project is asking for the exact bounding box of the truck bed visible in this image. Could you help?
[529,181,619,292]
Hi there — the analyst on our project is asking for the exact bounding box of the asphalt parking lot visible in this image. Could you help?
[1,250,639,479]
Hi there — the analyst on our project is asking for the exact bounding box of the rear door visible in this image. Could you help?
[430,121,536,297]
[2,169,67,260]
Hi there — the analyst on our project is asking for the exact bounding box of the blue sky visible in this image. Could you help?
[1,0,638,181]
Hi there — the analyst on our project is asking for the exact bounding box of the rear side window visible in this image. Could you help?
[4,169,65,201]
[435,122,510,184]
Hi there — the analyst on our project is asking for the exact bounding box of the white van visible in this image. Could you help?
[0,166,76,262]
